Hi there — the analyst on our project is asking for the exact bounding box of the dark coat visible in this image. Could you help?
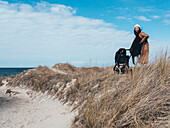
[130,32,149,64]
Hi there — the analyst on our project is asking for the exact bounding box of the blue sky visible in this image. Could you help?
[0,0,169,67]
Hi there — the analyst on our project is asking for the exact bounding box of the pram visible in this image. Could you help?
[113,48,132,74]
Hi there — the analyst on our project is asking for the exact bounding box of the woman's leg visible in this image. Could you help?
[132,56,135,65]
[137,55,140,62]
[133,56,139,65]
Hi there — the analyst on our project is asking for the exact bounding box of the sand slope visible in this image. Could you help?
[0,82,75,128]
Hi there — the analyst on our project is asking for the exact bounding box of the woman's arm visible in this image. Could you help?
[139,32,149,43]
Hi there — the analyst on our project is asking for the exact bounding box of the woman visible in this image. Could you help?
[130,24,149,65]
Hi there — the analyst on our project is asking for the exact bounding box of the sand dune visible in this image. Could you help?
[0,57,169,128]
[0,81,76,128]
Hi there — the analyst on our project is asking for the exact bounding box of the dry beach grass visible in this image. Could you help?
[0,53,169,128]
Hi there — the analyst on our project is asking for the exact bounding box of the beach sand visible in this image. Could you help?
[0,81,75,128]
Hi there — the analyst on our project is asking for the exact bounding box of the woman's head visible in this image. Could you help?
[134,24,141,35]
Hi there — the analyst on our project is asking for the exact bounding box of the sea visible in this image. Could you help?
[0,68,35,77]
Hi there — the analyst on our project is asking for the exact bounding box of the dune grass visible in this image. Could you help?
[0,53,169,128]
[72,53,169,128]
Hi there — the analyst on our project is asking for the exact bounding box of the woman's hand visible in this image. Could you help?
[140,32,149,43]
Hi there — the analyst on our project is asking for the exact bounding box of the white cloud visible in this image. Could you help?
[0,0,8,5]
[137,7,153,12]
[163,13,170,25]
[165,14,170,17]
[135,16,151,21]
[163,19,170,25]
[152,15,160,19]
[0,1,133,67]
[115,7,129,14]
[116,16,132,20]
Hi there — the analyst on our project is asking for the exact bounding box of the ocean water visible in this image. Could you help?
[0,68,34,77]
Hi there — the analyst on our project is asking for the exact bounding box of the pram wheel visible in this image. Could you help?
[113,67,120,74]
[121,66,126,74]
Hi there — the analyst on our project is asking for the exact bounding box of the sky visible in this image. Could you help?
[0,0,169,67]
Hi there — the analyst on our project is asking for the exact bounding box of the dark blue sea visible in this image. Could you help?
[0,68,35,77]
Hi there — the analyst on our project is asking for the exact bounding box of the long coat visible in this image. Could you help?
[130,32,149,64]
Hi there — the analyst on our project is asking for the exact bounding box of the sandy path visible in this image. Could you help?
[0,82,75,128]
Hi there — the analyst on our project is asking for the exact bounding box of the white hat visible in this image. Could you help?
[134,24,141,28]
